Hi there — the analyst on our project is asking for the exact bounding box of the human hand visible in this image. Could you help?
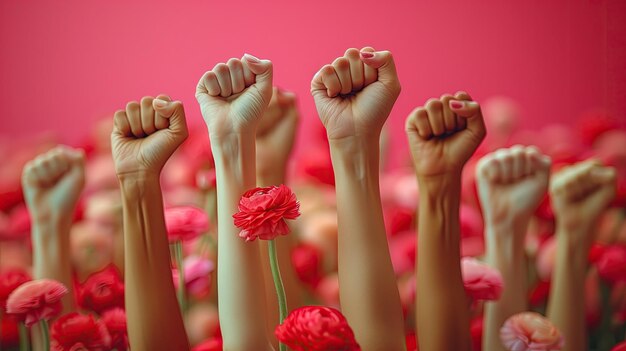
[111,95,188,176]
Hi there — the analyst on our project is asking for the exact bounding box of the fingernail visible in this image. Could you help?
[244,53,261,64]
[153,99,169,108]
[591,167,616,180]
[450,101,464,109]
[360,51,375,59]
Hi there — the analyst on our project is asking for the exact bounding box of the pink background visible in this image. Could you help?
[1,0,624,167]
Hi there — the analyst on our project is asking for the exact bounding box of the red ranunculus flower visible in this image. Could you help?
[165,206,210,242]
[6,279,68,327]
[78,265,124,315]
[613,341,626,351]
[275,306,360,351]
[50,312,111,351]
[192,337,223,351]
[233,185,300,242]
[596,245,626,285]
[101,308,128,351]
[0,268,31,311]
[291,243,323,287]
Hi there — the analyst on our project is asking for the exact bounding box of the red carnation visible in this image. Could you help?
[0,268,31,311]
[275,306,360,351]
[78,265,124,315]
[596,245,626,285]
[233,185,300,242]
[50,312,111,351]
[101,308,128,351]
[6,279,68,327]
[165,206,210,242]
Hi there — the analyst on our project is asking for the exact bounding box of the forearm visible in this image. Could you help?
[547,227,588,351]
[416,175,471,351]
[119,174,189,351]
[484,219,528,351]
[329,137,405,350]
[213,135,272,350]
[32,217,75,314]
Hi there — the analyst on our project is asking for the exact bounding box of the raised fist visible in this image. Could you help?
[550,160,616,235]
[111,95,188,175]
[256,87,299,179]
[311,47,401,141]
[476,145,551,224]
[195,54,273,140]
[22,145,85,220]
[405,92,486,177]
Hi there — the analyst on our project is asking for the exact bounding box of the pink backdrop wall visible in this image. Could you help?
[1,0,624,167]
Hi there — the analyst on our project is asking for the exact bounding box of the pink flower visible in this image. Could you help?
[0,268,31,311]
[172,255,215,299]
[101,308,128,351]
[275,306,360,351]
[461,258,503,301]
[500,312,563,351]
[50,312,112,351]
[233,185,300,242]
[6,279,68,327]
[165,206,209,242]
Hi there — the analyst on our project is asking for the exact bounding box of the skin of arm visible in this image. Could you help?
[195,54,274,350]
[476,146,551,351]
[310,47,405,350]
[256,87,303,347]
[547,160,616,351]
[405,91,486,351]
[22,146,85,351]
[111,95,190,350]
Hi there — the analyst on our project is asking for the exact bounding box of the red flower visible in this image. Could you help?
[78,265,124,315]
[101,308,128,351]
[500,312,563,351]
[0,268,31,311]
[470,316,483,351]
[613,341,626,351]
[461,258,503,301]
[1,317,19,347]
[275,306,360,351]
[192,337,223,351]
[166,206,210,242]
[291,243,323,288]
[233,185,300,242]
[50,312,111,351]
[596,245,626,285]
[6,279,68,327]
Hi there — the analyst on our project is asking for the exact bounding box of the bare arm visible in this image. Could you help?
[547,160,616,351]
[477,146,551,351]
[311,47,405,349]
[111,96,189,350]
[196,54,275,350]
[406,92,486,350]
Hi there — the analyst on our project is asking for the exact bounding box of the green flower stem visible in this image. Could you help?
[18,322,30,351]
[40,320,50,351]
[268,239,288,351]
[598,281,615,350]
[174,240,187,314]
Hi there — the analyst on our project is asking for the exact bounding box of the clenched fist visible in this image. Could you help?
[477,145,551,224]
[22,146,85,221]
[311,47,401,141]
[195,54,273,140]
[550,160,616,237]
[111,95,188,176]
[406,92,486,177]
[257,88,299,180]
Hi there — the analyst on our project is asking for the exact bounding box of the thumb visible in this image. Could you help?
[591,166,617,184]
[243,53,273,102]
[153,99,188,137]
[68,148,86,165]
[450,100,486,138]
[360,50,400,89]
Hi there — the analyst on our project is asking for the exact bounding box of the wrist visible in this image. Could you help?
[330,139,380,184]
